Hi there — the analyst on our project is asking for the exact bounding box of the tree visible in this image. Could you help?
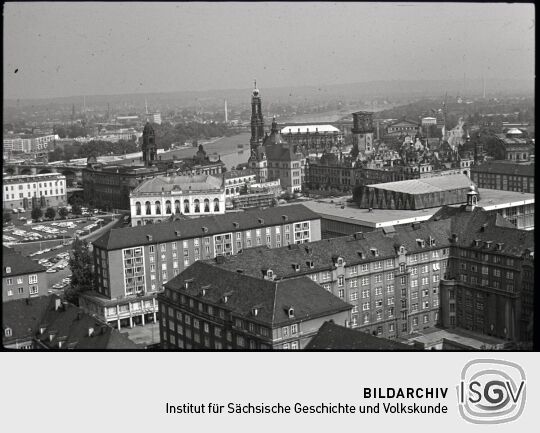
[58,207,69,219]
[3,211,12,225]
[65,238,94,305]
[45,207,56,220]
[71,203,82,215]
[31,207,43,221]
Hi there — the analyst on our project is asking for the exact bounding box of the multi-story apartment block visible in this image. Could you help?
[437,206,535,345]
[3,134,59,154]
[3,247,47,302]
[129,174,226,226]
[158,261,352,350]
[79,205,321,329]
[3,173,67,210]
[204,220,451,340]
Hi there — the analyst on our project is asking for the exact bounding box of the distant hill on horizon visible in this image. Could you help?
[4,78,534,109]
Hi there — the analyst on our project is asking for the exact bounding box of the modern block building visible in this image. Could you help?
[354,174,473,210]
[3,173,67,210]
[158,261,352,350]
[2,247,47,302]
[79,205,321,329]
[203,220,452,340]
[471,161,534,194]
[129,174,226,226]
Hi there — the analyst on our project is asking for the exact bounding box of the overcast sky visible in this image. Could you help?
[3,2,535,100]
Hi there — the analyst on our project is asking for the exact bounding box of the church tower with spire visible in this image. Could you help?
[248,80,267,182]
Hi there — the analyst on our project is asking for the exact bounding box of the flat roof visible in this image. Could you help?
[293,188,534,228]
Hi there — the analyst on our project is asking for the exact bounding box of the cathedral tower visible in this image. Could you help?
[248,81,267,182]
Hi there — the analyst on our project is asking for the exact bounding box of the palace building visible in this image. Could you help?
[129,174,225,226]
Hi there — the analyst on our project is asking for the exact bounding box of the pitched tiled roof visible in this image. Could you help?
[93,204,319,251]
[2,296,51,346]
[163,261,351,327]
[3,246,46,278]
[203,219,452,280]
[431,206,534,256]
[305,321,415,350]
[132,174,223,194]
[35,296,139,350]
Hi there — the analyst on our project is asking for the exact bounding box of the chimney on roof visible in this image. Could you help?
[451,233,458,243]
[76,312,82,321]
[202,227,208,233]
[25,298,30,305]
[236,269,244,274]
[251,306,259,317]
[281,215,288,222]
[55,298,62,311]
[495,243,504,251]
[258,218,264,225]
[88,327,94,337]
[175,230,181,237]
[233,222,239,228]
[146,235,152,241]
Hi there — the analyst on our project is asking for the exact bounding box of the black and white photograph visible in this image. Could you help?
[2,2,535,353]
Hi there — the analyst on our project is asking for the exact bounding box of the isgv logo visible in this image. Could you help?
[457,359,526,424]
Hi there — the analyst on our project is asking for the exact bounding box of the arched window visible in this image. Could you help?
[214,198,220,212]
[165,200,171,214]
[155,201,161,215]
[135,202,141,215]
[184,199,190,213]
[236,187,239,194]
[175,200,181,213]
[194,199,200,213]
[226,188,229,195]
[204,198,210,212]
[137,221,142,226]
[145,201,151,215]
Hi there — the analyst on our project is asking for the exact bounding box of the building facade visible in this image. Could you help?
[471,161,534,193]
[280,124,343,157]
[224,169,257,197]
[3,247,47,302]
[129,174,226,226]
[205,221,451,340]
[385,119,420,137]
[438,207,534,345]
[351,111,375,155]
[3,134,59,154]
[3,173,67,210]
[158,261,352,350]
[79,205,321,329]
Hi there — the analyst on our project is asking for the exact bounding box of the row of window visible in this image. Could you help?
[6,285,39,296]
[135,198,221,215]
[5,275,38,285]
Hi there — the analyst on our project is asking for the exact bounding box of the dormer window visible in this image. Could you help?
[292,263,300,272]
[5,267,11,274]
[4,327,12,337]
[484,241,492,249]
[399,246,405,254]
[357,251,365,259]
[251,307,259,317]
[428,236,435,246]
[495,243,504,251]
[416,239,425,248]
[337,258,344,266]
[474,239,482,247]
[370,248,379,257]
[288,307,295,318]
[266,270,273,279]
[307,260,314,269]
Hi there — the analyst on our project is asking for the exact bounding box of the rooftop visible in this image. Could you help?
[367,174,473,194]
[203,219,453,279]
[280,125,340,134]
[92,204,320,251]
[3,246,46,278]
[305,321,414,350]
[132,174,223,194]
[472,160,535,176]
[163,261,351,327]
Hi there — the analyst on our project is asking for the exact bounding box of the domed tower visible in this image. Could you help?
[142,121,157,165]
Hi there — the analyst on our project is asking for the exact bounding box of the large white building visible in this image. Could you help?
[129,174,226,226]
[3,173,67,210]
[3,134,59,154]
